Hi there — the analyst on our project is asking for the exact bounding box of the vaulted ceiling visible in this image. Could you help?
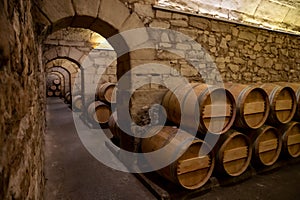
[158,0,300,34]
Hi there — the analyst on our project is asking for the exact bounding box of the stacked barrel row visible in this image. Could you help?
[72,83,115,127]
[47,79,62,97]
[139,82,300,190]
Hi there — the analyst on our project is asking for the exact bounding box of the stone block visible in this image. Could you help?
[170,20,188,27]
[43,48,58,61]
[134,3,154,18]
[228,64,239,73]
[239,31,256,41]
[99,0,130,30]
[120,13,145,32]
[36,0,75,23]
[68,47,85,61]
[149,20,170,29]
[189,16,210,30]
[73,0,101,18]
[156,10,172,19]
[172,13,189,20]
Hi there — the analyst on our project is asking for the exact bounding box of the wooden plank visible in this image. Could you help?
[288,134,300,145]
[177,156,210,175]
[275,100,293,111]
[244,102,265,115]
[203,104,231,118]
[258,139,278,153]
[223,147,248,163]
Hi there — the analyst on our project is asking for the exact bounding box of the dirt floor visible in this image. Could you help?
[44,98,300,200]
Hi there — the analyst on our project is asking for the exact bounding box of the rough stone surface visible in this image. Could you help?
[0,1,44,199]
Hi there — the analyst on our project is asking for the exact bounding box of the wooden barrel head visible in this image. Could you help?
[241,88,269,129]
[47,91,54,97]
[274,87,296,124]
[50,85,57,91]
[200,87,236,134]
[176,140,214,190]
[98,83,116,103]
[73,95,83,110]
[251,126,282,167]
[141,126,214,190]
[281,122,300,158]
[95,104,112,124]
[217,131,252,177]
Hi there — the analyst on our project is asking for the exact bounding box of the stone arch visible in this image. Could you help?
[33,0,147,79]
[46,58,81,93]
[47,66,71,96]
[43,46,87,66]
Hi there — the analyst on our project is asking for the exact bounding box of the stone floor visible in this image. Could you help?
[44,98,156,200]
[44,97,300,200]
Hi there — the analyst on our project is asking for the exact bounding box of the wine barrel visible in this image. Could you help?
[225,83,270,129]
[279,121,300,158]
[87,101,112,126]
[97,83,116,104]
[54,91,61,97]
[162,83,236,134]
[260,83,297,125]
[53,79,61,85]
[249,125,282,167]
[141,126,215,190]
[47,91,54,97]
[50,85,57,91]
[65,92,71,104]
[108,112,122,139]
[73,95,83,111]
[276,82,300,120]
[214,130,252,177]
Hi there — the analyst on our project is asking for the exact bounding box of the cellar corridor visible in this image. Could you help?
[44,98,156,200]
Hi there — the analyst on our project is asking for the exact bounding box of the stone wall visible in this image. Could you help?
[123,2,300,122]
[0,0,44,199]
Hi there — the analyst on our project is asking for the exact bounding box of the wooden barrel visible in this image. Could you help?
[162,83,236,134]
[279,121,300,158]
[87,101,112,126]
[225,83,270,129]
[53,79,61,85]
[54,91,61,97]
[276,82,300,120]
[97,83,116,104]
[249,125,282,167]
[141,126,215,190]
[260,83,297,125]
[50,85,57,91]
[214,130,252,177]
[108,112,122,139]
[73,95,83,111]
[65,92,71,104]
[47,91,54,97]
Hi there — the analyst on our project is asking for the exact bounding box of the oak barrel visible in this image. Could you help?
[97,83,116,104]
[65,92,71,104]
[214,130,252,177]
[54,91,61,97]
[47,91,54,97]
[108,112,122,139]
[225,83,270,129]
[260,83,297,125]
[279,121,300,158]
[72,95,83,111]
[53,79,60,85]
[50,85,57,91]
[249,125,282,167]
[141,126,215,190]
[276,82,300,120]
[87,101,112,126]
[162,83,236,134]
